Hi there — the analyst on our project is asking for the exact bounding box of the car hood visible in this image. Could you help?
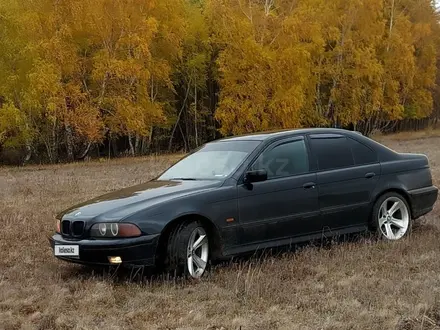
[57,179,222,221]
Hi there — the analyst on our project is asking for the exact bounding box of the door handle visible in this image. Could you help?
[365,172,376,179]
[303,182,316,189]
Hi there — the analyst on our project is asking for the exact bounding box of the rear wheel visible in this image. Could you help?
[371,192,411,240]
[166,220,209,279]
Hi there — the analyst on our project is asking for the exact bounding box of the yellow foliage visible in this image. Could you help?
[210,0,439,134]
[0,103,31,148]
[0,0,439,160]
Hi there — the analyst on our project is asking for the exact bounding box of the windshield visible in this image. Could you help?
[158,140,261,181]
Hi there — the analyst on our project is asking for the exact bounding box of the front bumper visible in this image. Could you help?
[408,185,438,219]
[49,233,160,267]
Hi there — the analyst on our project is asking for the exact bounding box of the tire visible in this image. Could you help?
[370,192,412,240]
[166,220,209,279]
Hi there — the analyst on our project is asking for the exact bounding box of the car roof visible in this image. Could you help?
[214,128,363,142]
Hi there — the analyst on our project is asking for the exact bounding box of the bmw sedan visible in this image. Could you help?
[49,128,438,279]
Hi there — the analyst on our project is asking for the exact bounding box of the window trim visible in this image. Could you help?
[309,133,345,139]
[245,136,311,181]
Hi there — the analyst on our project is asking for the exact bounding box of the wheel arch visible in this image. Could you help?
[155,213,223,268]
[371,187,413,221]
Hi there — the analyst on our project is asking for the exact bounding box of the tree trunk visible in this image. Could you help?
[135,134,140,155]
[22,144,31,165]
[179,122,188,152]
[77,142,92,160]
[128,133,135,156]
[43,138,53,163]
[169,80,191,151]
[386,0,395,53]
[22,137,32,165]
[111,138,118,157]
[51,119,59,163]
[141,135,147,155]
[147,126,154,153]
[65,123,74,161]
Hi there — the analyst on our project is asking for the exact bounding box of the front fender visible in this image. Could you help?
[122,185,240,249]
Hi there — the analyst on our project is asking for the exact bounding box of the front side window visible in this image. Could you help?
[158,140,261,180]
[250,139,309,179]
[310,137,354,171]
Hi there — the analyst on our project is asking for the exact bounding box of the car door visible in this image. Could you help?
[308,134,380,231]
[237,136,320,246]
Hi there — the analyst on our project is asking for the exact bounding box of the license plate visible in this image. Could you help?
[54,245,79,257]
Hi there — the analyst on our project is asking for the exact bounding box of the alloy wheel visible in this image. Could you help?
[186,227,209,278]
[378,196,410,240]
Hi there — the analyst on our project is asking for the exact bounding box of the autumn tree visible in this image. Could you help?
[209,0,439,135]
[0,0,439,163]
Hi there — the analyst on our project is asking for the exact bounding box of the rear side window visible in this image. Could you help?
[348,138,377,165]
[310,137,354,171]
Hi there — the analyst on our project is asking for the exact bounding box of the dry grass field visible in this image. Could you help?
[2,134,440,330]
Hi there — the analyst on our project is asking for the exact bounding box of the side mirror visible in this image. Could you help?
[244,169,268,183]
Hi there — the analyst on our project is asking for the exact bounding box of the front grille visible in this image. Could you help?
[61,220,71,235]
[71,221,85,236]
[61,220,85,237]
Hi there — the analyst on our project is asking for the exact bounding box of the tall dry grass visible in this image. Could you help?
[1,135,440,330]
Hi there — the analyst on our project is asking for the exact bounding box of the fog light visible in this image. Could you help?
[108,256,122,264]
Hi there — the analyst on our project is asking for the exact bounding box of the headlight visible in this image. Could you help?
[56,219,61,233]
[90,223,141,238]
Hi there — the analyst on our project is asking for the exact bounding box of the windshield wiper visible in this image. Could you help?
[169,177,198,181]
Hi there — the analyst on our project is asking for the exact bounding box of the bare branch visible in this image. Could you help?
[168,78,192,151]
[386,0,395,52]
[238,0,252,22]
[264,0,275,16]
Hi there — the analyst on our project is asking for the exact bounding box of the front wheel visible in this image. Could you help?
[371,192,411,240]
[166,220,209,279]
